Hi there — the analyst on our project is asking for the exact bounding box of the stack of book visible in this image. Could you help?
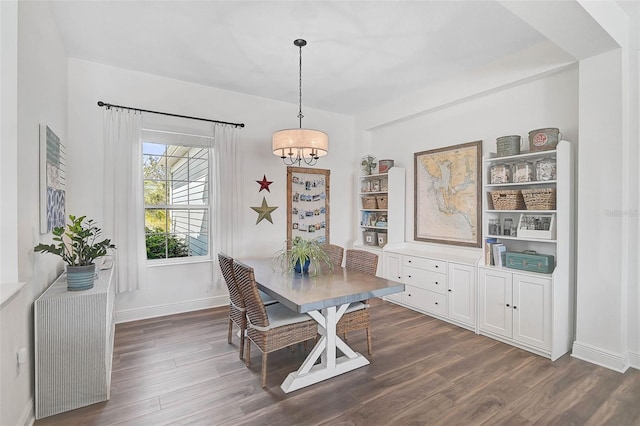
[485,238,506,266]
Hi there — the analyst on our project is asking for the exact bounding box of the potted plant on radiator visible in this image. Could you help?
[34,215,115,291]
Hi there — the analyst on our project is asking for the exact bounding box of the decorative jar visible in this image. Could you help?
[490,164,511,184]
[535,157,557,181]
[513,161,534,183]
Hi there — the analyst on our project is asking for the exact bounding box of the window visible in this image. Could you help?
[143,142,209,260]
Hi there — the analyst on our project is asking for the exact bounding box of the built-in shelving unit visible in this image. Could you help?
[355,167,405,259]
[478,140,575,360]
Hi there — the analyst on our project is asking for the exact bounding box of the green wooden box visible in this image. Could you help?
[505,250,555,274]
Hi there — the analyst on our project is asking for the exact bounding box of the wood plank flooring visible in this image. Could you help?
[35,299,640,425]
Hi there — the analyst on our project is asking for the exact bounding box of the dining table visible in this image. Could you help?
[238,257,405,393]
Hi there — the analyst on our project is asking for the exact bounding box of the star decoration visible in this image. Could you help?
[251,197,278,224]
[256,174,273,192]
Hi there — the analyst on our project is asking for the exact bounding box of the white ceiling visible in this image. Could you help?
[49,1,560,116]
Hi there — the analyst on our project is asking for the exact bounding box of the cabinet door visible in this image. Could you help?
[478,268,512,338]
[512,274,551,351]
[383,253,403,302]
[448,263,476,327]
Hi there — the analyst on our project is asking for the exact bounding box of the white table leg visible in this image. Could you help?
[280,303,370,393]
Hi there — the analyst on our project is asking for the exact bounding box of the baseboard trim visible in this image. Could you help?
[21,397,34,426]
[115,295,229,323]
[629,350,640,370]
[571,341,629,373]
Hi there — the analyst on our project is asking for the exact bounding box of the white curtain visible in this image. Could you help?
[210,124,241,286]
[103,108,148,293]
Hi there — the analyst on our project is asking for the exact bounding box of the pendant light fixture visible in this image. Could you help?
[272,39,328,166]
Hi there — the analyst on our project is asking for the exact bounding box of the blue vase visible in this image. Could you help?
[66,264,96,291]
[294,258,311,274]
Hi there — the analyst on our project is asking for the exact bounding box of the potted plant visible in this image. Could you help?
[273,236,332,276]
[34,215,115,291]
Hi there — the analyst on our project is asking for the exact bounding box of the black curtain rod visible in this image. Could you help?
[97,101,245,128]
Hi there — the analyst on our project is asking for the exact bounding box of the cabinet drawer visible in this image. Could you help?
[404,266,447,294]
[403,285,448,316]
[403,255,446,273]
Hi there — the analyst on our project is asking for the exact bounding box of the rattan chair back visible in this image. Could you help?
[323,244,344,269]
[345,249,378,276]
[233,260,270,328]
[218,253,245,309]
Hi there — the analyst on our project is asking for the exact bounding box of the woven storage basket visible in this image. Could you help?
[375,195,388,209]
[521,188,556,210]
[491,190,526,210]
[362,196,377,209]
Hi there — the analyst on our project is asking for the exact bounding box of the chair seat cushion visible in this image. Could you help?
[259,290,278,306]
[249,303,313,332]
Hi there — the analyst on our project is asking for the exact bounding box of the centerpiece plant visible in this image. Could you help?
[273,236,332,276]
[34,215,115,291]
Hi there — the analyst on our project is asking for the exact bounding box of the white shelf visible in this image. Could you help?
[359,191,387,195]
[360,173,389,179]
[487,210,557,214]
[360,225,388,230]
[486,234,557,243]
[360,208,387,212]
[484,149,557,164]
[485,180,557,188]
[479,264,553,278]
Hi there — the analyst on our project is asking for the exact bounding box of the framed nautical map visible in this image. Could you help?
[414,141,482,247]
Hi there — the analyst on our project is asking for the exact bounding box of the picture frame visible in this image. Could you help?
[39,124,66,234]
[414,140,482,247]
[287,167,330,246]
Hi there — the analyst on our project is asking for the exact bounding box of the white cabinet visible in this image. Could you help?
[479,139,574,361]
[448,263,476,327]
[355,167,405,253]
[34,266,116,419]
[383,247,478,331]
[479,268,551,353]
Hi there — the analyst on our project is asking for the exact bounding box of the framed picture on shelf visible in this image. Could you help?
[414,140,482,247]
[287,167,330,246]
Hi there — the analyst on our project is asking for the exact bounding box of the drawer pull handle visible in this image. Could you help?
[397,276,401,279]
[408,260,412,263]
[435,282,438,285]
[435,265,439,268]
[408,275,412,278]
[435,302,439,305]
[506,304,510,307]
[513,306,517,310]
[448,289,452,292]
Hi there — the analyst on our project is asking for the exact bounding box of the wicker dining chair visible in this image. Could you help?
[233,260,318,388]
[218,253,277,360]
[336,249,379,355]
[322,243,344,270]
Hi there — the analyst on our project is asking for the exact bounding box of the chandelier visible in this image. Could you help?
[272,39,328,166]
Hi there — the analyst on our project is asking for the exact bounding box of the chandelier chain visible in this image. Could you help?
[298,42,304,127]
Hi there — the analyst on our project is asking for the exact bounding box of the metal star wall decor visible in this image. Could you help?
[251,197,278,224]
[256,174,273,192]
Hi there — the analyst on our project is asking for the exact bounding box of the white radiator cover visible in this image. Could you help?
[34,266,115,419]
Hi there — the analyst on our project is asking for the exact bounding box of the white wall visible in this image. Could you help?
[1,2,69,425]
[572,49,635,372]
[66,59,355,322]
[366,69,578,253]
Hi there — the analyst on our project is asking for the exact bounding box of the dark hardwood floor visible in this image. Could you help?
[35,299,640,425]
